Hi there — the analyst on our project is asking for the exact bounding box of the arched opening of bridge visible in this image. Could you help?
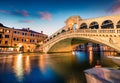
[89,21,99,29]
[73,23,77,30]
[116,20,120,28]
[101,20,114,29]
[80,23,87,29]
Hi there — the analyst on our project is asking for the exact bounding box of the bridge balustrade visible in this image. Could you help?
[44,29,120,44]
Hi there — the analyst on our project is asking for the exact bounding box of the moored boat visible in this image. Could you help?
[84,67,120,83]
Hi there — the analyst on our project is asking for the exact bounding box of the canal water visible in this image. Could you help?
[0,51,119,83]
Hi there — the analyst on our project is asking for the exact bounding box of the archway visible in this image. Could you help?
[89,22,99,29]
[73,24,77,30]
[80,23,87,29]
[101,20,114,29]
[116,20,120,28]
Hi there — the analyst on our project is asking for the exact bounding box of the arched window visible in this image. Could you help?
[116,20,120,28]
[50,37,52,40]
[101,20,114,29]
[73,24,77,30]
[61,29,66,33]
[80,23,87,29]
[57,32,60,35]
[53,35,56,38]
[89,22,99,29]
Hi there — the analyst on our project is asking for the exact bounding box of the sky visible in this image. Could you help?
[0,0,120,35]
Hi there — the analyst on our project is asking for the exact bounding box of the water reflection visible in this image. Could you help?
[89,50,93,65]
[0,51,119,83]
[39,55,46,73]
[24,55,31,74]
[13,54,23,81]
[74,51,88,63]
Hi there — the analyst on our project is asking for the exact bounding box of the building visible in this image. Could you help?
[0,23,48,52]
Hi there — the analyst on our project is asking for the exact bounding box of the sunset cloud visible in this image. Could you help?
[19,20,34,23]
[0,9,29,17]
[38,11,52,21]
[110,0,120,14]
[13,10,29,17]
[0,10,10,14]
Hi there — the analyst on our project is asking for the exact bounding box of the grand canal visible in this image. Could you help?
[0,51,119,83]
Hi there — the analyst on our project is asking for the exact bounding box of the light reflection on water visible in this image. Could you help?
[13,54,23,81]
[0,51,119,83]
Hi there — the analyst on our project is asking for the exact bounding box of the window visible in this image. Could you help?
[17,38,19,41]
[17,32,20,34]
[5,35,9,38]
[0,29,3,32]
[22,33,25,35]
[30,33,34,36]
[14,31,16,34]
[25,33,27,35]
[22,39,24,42]
[6,30,10,33]
[13,38,16,41]
[0,34,2,38]
[5,41,8,44]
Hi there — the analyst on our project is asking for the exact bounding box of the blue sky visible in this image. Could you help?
[0,0,120,35]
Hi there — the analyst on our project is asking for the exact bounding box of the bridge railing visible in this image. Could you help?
[44,29,120,45]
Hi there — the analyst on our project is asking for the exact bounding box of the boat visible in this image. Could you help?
[107,56,120,66]
[84,67,120,83]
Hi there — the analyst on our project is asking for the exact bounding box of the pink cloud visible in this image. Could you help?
[0,9,29,17]
[14,10,29,17]
[38,11,52,21]
[19,20,34,23]
[110,0,120,14]
[0,10,10,14]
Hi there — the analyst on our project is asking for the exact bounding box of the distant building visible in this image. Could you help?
[0,23,48,52]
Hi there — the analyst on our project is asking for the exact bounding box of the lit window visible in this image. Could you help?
[6,30,10,33]
[0,29,2,32]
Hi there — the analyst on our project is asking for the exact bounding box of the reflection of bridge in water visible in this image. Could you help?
[41,15,120,53]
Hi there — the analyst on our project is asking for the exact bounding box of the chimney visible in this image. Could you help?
[41,31,43,34]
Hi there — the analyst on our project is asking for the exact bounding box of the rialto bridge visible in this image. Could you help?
[41,14,120,53]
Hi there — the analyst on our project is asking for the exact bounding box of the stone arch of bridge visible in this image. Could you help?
[44,32,119,53]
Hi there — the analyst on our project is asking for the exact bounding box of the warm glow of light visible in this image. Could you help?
[9,48,13,51]
[18,43,22,48]
[39,55,46,73]
[25,56,30,74]
[89,50,93,65]
[72,51,75,55]
[13,54,23,81]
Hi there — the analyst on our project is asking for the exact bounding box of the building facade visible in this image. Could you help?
[0,23,47,52]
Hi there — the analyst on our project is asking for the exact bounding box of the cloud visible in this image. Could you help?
[38,11,52,21]
[19,20,34,23]
[109,0,120,14]
[0,10,10,14]
[0,9,29,17]
[12,10,29,17]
